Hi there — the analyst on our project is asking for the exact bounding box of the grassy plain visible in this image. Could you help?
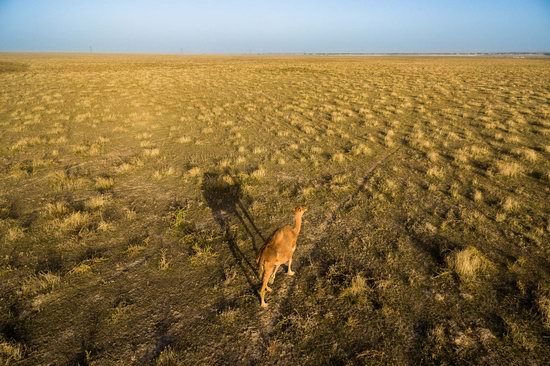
[0,54,549,365]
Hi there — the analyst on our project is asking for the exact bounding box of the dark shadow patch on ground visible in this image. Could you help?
[409,233,459,270]
[0,298,30,346]
[201,170,266,301]
[66,312,102,366]
[0,196,24,220]
[36,248,64,274]
[78,246,108,263]
[137,312,174,365]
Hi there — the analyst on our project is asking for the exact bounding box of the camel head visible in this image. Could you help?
[294,206,308,215]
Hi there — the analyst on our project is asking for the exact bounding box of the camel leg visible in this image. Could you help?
[258,262,264,279]
[260,264,275,308]
[287,257,295,276]
[269,264,280,284]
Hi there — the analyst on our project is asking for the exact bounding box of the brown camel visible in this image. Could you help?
[256,206,307,308]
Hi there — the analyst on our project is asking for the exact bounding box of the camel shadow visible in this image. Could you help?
[201,170,267,297]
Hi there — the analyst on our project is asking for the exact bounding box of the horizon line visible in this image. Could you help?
[1,51,549,57]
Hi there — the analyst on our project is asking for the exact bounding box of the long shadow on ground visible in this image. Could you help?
[201,170,266,300]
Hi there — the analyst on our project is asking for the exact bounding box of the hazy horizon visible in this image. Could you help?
[1,0,549,54]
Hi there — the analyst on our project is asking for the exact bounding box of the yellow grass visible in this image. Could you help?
[449,247,495,281]
[57,211,91,232]
[0,337,23,363]
[94,177,114,191]
[1,54,548,365]
[495,160,524,177]
[19,272,61,296]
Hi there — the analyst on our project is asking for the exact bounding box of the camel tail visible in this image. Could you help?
[256,235,271,265]
[258,261,264,278]
[256,249,262,265]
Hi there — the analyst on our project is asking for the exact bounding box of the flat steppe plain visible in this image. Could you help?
[0,54,549,365]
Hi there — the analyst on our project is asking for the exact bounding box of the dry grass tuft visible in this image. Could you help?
[300,186,315,197]
[136,132,152,140]
[190,243,218,266]
[155,346,179,366]
[473,189,483,202]
[454,148,469,164]
[123,207,137,220]
[98,220,114,232]
[351,143,372,156]
[5,227,24,242]
[427,166,444,179]
[115,162,134,174]
[448,247,495,281]
[143,148,160,157]
[512,147,538,162]
[250,166,266,179]
[495,160,524,177]
[310,146,323,154]
[537,284,550,329]
[495,212,507,222]
[507,319,540,351]
[110,303,134,323]
[537,296,550,329]
[0,337,24,363]
[48,171,87,191]
[218,308,240,326]
[340,274,370,300]
[177,136,191,144]
[218,159,231,168]
[502,196,519,211]
[427,151,439,162]
[331,152,345,163]
[159,249,170,270]
[330,173,350,186]
[58,211,91,233]
[153,167,176,180]
[11,136,44,150]
[453,331,475,350]
[127,244,146,255]
[187,167,201,177]
[19,272,61,296]
[44,202,69,216]
[94,177,114,191]
[69,263,92,275]
[85,195,109,210]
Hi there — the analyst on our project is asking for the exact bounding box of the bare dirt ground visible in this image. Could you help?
[0,54,549,365]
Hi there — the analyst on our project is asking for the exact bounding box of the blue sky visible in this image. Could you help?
[0,0,548,53]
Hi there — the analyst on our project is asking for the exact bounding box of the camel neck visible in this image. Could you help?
[293,214,303,235]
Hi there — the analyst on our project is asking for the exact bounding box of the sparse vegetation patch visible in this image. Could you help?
[1,54,548,365]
